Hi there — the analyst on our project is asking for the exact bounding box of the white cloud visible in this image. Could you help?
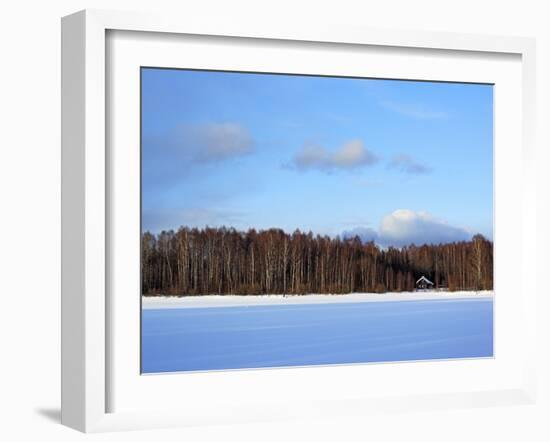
[185,123,255,162]
[289,139,379,172]
[379,210,471,246]
[389,154,432,175]
[343,210,472,247]
[381,100,448,120]
[142,122,255,190]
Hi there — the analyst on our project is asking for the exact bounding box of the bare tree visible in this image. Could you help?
[142,226,493,296]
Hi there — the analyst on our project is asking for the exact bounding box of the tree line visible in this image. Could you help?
[141,226,493,296]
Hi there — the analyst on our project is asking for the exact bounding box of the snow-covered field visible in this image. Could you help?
[142,290,493,309]
[141,294,494,373]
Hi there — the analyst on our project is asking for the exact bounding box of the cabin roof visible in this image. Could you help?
[416,276,434,285]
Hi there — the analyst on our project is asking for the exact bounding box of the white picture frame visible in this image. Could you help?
[61,9,538,433]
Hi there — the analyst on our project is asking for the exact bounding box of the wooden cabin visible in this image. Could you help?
[415,276,434,290]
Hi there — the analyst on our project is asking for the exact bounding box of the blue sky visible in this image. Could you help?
[141,68,493,246]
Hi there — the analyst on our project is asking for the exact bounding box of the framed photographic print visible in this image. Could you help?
[61,9,538,432]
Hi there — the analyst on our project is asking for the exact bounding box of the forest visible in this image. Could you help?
[141,226,493,296]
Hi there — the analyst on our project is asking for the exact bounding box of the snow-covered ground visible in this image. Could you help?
[142,290,494,309]
[142,293,494,372]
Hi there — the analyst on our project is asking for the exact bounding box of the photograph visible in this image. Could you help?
[140,67,494,374]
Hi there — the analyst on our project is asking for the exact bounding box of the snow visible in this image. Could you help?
[142,290,493,310]
[141,295,493,373]
[415,275,434,285]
